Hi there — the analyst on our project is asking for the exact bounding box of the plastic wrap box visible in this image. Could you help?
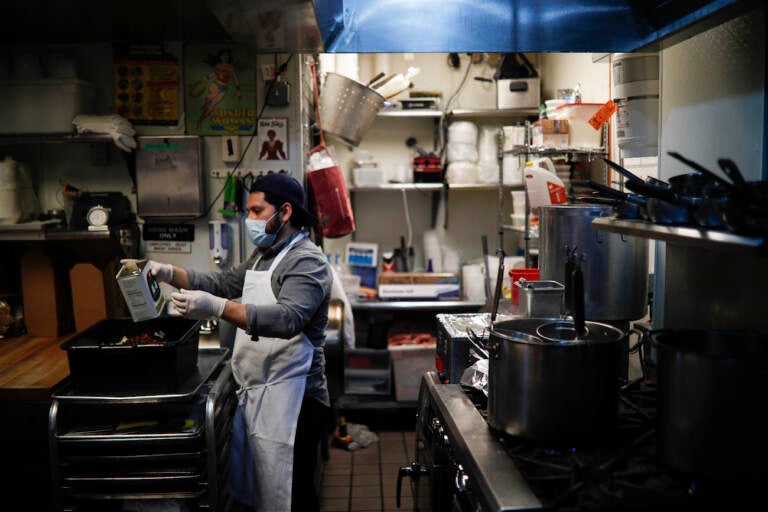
[388,343,437,402]
[0,79,93,134]
[378,272,460,300]
[343,348,391,395]
[60,317,200,392]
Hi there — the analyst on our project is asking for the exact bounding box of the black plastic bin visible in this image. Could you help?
[61,317,200,393]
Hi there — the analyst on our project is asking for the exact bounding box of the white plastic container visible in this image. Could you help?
[502,155,522,185]
[388,343,437,402]
[524,162,567,209]
[510,190,527,214]
[0,79,93,134]
[550,103,603,148]
[353,166,384,186]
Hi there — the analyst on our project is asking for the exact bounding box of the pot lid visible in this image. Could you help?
[491,317,623,345]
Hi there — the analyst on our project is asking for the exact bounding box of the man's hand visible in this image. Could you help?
[171,289,227,320]
[120,259,173,283]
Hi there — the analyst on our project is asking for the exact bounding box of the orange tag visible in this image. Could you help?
[588,99,618,130]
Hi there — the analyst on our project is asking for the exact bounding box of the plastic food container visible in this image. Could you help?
[388,343,437,402]
[550,103,604,148]
[61,317,200,392]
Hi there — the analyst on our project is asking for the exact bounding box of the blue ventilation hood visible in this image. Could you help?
[312,0,759,53]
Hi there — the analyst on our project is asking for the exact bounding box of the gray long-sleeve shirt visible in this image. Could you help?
[185,231,332,406]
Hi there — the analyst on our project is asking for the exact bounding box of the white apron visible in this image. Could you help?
[229,233,320,511]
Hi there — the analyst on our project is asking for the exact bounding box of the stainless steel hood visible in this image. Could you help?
[312,0,760,53]
[0,0,758,53]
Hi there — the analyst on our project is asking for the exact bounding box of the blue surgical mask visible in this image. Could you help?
[245,210,283,247]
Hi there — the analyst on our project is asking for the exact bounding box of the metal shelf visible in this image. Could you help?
[350,183,526,192]
[0,133,114,145]
[449,108,539,118]
[504,146,607,156]
[448,183,525,191]
[377,109,442,118]
[591,217,766,251]
[375,108,539,119]
[349,183,443,192]
[351,300,485,311]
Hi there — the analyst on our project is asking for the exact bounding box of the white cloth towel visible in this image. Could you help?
[72,114,137,152]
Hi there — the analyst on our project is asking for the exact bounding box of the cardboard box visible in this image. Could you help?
[532,119,570,148]
[378,272,460,300]
[21,249,74,336]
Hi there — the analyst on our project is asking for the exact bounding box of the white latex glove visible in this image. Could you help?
[120,259,174,283]
[171,289,227,320]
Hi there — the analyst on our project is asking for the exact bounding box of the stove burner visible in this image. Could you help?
[465,379,762,510]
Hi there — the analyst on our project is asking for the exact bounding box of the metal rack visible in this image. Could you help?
[498,121,608,267]
[48,348,235,512]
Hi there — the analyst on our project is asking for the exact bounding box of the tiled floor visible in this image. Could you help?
[320,430,416,512]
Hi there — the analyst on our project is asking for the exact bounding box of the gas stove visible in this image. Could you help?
[401,371,761,512]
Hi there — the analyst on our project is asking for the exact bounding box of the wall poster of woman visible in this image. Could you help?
[184,44,256,136]
[257,118,289,160]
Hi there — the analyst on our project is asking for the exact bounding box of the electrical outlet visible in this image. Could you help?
[221,136,240,163]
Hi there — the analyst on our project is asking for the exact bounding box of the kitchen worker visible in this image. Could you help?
[123,173,332,512]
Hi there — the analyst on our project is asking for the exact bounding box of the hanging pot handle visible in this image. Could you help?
[571,261,586,337]
[563,244,575,316]
[491,249,506,323]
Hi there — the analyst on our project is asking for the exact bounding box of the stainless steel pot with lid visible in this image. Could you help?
[487,317,625,446]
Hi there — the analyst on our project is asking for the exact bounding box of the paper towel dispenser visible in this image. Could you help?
[135,136,204,220]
